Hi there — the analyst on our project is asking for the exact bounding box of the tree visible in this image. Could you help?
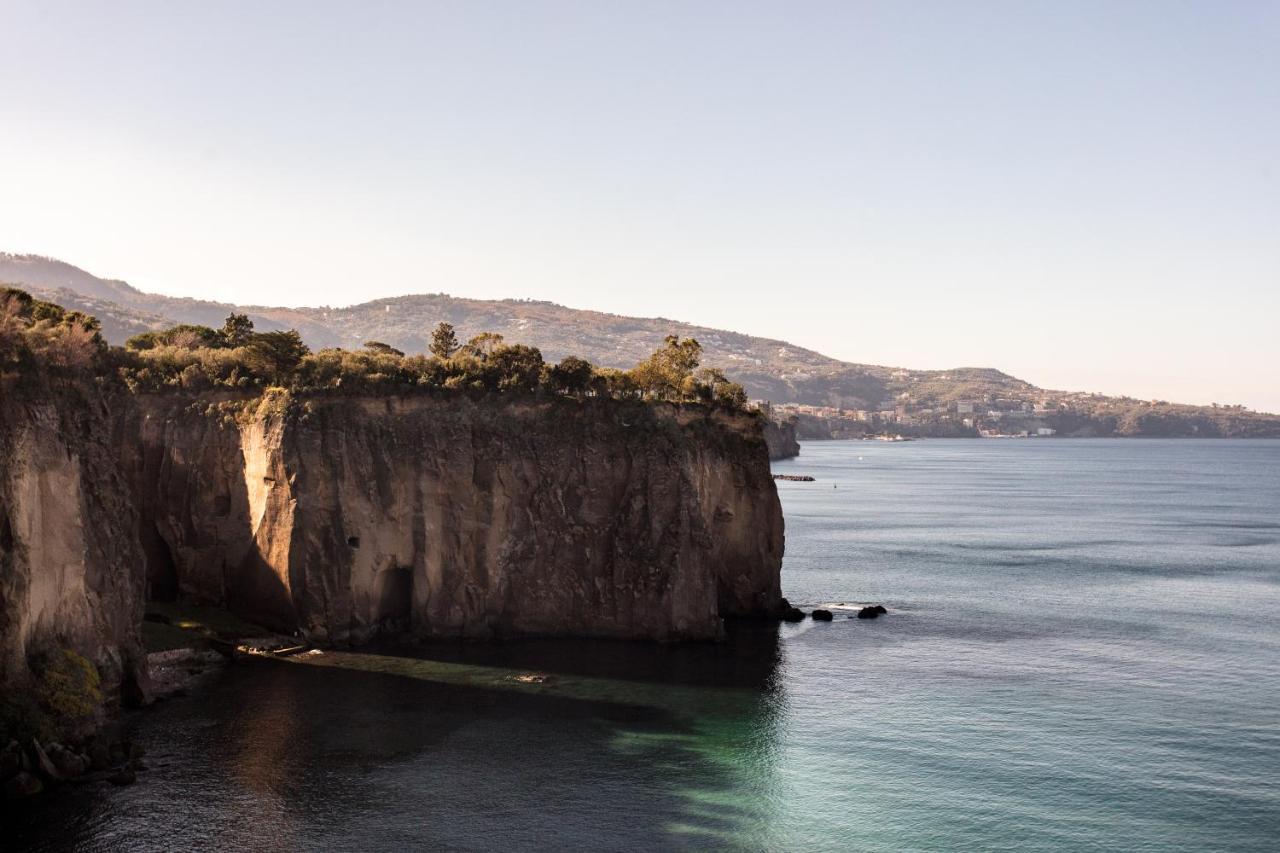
[221,313,255,347]
[461,332,505,359]
[488,344,545,392]
[714,381,748,409]
[591,367,635,398]
[245,330,310,381]
[630,335,702,401]
[363,341,404,357]
[550,356,594,395]
[429,322,459,359]
[126,324,221,351]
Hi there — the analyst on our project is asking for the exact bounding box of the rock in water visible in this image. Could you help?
[48,744,87,779]
[107,767,137,786]
[31,740,62,783]
[782,607,806,622]
[856,605,888,619]
[811,609,834,621]
[3,771,43,799]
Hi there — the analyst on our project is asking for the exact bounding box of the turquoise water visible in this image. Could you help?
[7,439,1280,850]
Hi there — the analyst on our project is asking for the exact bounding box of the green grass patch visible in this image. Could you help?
[142,601,276,652]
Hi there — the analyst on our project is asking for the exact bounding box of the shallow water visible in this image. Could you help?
[7,439,1280,851]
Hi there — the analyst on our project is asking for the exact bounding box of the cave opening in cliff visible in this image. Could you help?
[142,521,179,602]
[0,509,12,552]
[375,567,412,631]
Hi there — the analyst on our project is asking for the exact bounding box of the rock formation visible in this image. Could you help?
[0,381,147,708]
[762,413,800,461]
[3,380,786,733]
[117,394,785,643]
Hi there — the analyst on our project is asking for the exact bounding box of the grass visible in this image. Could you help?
[142,601,276,653]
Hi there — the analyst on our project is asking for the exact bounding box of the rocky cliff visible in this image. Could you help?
[116,394,784,643]
[763,415,800,461]
[0,382,146,705]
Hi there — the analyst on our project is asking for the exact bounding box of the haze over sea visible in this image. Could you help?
[11,439,1280,851]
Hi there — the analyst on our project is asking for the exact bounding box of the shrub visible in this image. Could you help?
[34,648,102,725]
[0,648,103,742]
[0,287,105,376]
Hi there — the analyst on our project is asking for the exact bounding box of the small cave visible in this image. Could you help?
[0,510,13,552]
[374,567,413,631]
[347,535,361,548]
[142,521,179,602]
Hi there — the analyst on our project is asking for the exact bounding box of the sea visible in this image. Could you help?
[7,439,1280,851]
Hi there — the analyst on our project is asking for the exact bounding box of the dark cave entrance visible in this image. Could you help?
[142,521,179,601]
[374,567,413,632]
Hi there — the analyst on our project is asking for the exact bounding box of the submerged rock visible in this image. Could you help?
[811,609,834,621]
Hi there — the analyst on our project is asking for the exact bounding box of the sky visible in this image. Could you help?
[1,1,1277,410]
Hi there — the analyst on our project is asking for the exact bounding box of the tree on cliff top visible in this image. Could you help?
[429,322,459,359]
[631,335,702,401]
[549,356,594,395]
[363,341,404,357]
[220,313,255,347]
[460,331,505,359]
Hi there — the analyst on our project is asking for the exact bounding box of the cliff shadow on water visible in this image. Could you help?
[5,623,789,850]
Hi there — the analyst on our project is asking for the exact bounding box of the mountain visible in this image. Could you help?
[3,252,1278,437]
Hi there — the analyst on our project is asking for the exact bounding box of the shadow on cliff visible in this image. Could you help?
[122,403,300,634]
[5,650,789,850]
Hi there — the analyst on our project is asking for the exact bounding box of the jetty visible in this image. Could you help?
[773,474,816,482]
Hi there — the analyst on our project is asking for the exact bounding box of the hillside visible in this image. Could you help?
[0,253,1033,406]
[3,252,1277,437]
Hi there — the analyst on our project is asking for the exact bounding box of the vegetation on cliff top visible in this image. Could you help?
[0,289,751,411]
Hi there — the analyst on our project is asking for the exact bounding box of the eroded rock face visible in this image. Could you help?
[119,394,785,643]
[0,384,145,697]
[2,381,784,700]
[763,415,800,461]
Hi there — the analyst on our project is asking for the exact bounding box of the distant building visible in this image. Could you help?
[956,401,974,414]
[1037,427,1057,436]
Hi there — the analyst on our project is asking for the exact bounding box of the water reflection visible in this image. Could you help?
[5,622,790,851]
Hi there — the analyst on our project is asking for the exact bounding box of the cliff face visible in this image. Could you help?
[763,416,800,461]
[0,385,145,696]
[118,394,784,642]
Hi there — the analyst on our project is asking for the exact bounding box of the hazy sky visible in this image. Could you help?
[2,1,1277,410]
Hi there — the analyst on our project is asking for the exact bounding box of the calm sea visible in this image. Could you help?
[8,439,1280,851]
